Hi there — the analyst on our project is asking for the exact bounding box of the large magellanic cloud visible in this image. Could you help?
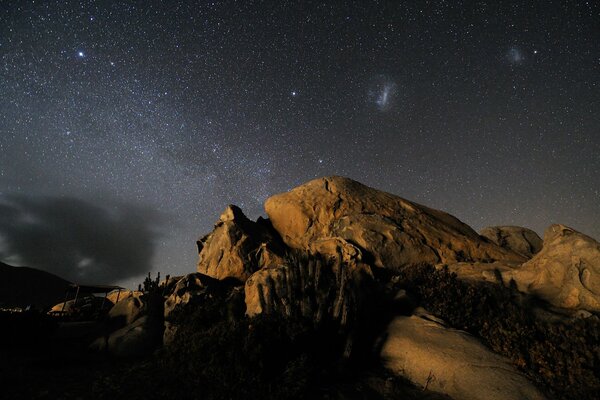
[0,195,163,283]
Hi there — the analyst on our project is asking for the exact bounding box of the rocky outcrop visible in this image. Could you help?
[265,176,525,271]
[164,273,219,319]
[380,308,547,400]
[507,224,600,311]
[480,226,543,259]
[197,205,285,281]
[108,292,144,326]
[91,316,163,358]
[163,273,245,345]
[451,225,600,312]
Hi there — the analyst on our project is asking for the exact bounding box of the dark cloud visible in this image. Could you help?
[0,195,164,283]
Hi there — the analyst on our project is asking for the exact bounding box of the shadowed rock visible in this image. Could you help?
[164,272,219,319]
[108,292,144,326]
[480,226,543,259]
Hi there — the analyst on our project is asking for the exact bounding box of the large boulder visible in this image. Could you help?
[197,205,285,281]
[480,226,543,259]
[380,308,546,400]
[265,177,525,271]
[108,292,144,326]
[92,316,161,358]
[507,224,600,311]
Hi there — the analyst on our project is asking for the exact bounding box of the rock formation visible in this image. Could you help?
[508,224,600,311]
[163,272,219,344]
[480,226,543,259]
[61,176,600,400]
[196,205,285,281]
[446,224,600,312]
[92,316,160,358]
[108,292,144,326]
[164,272,219,318]
[380,308,547,400]
[265,176,525,271]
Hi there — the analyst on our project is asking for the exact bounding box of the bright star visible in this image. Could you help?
[291,91,297,96]
[77,51,85,58]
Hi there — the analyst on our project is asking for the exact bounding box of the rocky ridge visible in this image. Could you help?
[91,176,599,400]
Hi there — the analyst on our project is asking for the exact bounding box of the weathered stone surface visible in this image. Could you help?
[380,308,546,400]
[506,224,600,311]
[480,226,543,259]
[163,272,219,319]
[197,205,284,281]
[265,176,525,271]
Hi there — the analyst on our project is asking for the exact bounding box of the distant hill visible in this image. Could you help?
[0,262,71,310]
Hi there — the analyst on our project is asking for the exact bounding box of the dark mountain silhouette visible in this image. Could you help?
[0,261,71,310]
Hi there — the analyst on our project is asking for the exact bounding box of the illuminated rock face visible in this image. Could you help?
[264,176,525,269]
[443,224,600,312]
[508,224,600,311]
[244,176,528,339]
[196,205,285,282]
[380,308,547,400]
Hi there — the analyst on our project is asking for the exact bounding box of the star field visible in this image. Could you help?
[1,1,599,286]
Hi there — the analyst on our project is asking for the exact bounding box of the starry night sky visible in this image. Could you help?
[1,1,598,287]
